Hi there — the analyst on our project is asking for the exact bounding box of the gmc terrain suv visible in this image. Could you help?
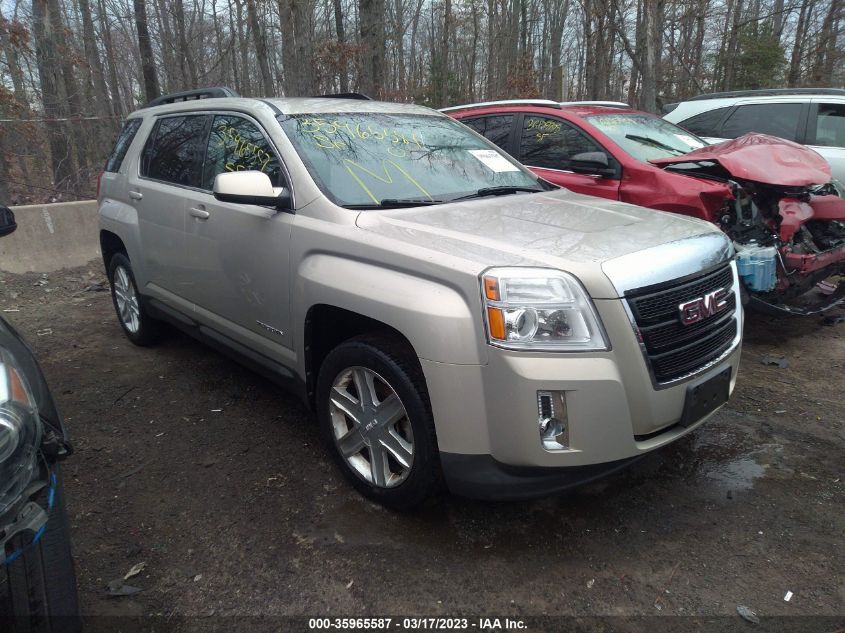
[98,88,743,508]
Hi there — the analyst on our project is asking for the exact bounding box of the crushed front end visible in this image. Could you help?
[654,134,845,315]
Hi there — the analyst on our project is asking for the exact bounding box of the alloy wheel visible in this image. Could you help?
[328,366,414,488]
[113,265,140,334]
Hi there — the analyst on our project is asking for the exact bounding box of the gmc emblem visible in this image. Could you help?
[678,288,729,326]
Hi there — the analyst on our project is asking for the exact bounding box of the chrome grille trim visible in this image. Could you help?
[621,261,743,389]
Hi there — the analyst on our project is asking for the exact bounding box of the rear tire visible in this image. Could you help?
[108,252,163,346]
[316,334,442,510]
[3,472,80,633]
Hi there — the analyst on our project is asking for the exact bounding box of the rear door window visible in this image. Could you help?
[105,119,142,172]
[719,103,803,141]
[141,115,210,187]
[462,115,515,152]
[518,115,606,171]
[677,107,731,137]
[810,103,845,147]
[201,115,284,191]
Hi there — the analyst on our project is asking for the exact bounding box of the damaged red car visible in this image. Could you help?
[447,102,845,315]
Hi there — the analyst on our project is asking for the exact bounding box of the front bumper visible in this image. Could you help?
[0,465,54,564]
[440,453,645,501]
[421,297,742,500]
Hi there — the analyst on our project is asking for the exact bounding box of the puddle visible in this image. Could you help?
[704,456,766,490]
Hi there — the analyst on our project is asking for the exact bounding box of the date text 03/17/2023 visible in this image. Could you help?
[307,617,528,631]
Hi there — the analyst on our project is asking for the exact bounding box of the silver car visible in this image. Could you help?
[98,89,743,508]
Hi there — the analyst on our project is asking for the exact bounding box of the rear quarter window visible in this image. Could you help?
[104,119,142,172]
[677,107,731,137]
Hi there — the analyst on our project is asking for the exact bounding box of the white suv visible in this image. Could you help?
[663,89,845,182]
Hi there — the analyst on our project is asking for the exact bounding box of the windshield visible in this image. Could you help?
[585,113,708,162]
[277,112,542,207]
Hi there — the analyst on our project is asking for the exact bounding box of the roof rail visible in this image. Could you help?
[144,87,239,108]
[686,88,845,102]
[311,92,373,100]
[439,99,562,113]
[560,100,631,108]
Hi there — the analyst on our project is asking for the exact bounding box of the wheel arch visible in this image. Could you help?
[296,254,487,408]
[303,304,418,408]
[99,229,127,271]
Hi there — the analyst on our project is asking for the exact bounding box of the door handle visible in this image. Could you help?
[189,207,210,220]
[128,190,143,200]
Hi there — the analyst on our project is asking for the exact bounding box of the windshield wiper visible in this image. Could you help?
[343,198,446,210]
[451,186,546,202]
[624,134,687,155]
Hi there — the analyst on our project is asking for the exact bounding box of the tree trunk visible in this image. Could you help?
[31,0,73,186]
[133,0,160,103]
[292,0,314,94]
[333,0,348,92]
[246,0,274,95]
[358,0,385,97]
[772,0,785,40]
[96,0,123,113]
[278,0,297,94]
[173,0,198,88]
[77,0,112,119]
[46,0,89,172]
[438,0,451,106]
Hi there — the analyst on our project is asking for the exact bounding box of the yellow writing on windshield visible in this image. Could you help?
[343,159,433,204]
[298,118,425,156]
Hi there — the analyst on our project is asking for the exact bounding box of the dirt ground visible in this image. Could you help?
[0,264,842,630]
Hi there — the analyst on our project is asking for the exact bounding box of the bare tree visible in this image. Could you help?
[134,0,160,102]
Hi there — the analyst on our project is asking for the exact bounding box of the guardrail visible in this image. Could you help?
[0,200,100,274]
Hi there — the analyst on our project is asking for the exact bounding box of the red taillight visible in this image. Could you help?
[97,171,103,199]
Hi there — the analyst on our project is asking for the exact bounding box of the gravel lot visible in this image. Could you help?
[0,264,842,631]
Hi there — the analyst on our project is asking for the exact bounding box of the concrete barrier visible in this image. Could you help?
[0,201,100,274]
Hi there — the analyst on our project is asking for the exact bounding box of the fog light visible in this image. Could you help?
[537,391,569,450]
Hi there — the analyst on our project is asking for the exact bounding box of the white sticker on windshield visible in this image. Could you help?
[675,134,705,149]
[468,149,520,172]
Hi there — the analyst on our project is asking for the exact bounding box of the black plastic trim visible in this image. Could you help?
[439,453,643,500]
[144,86,239,108]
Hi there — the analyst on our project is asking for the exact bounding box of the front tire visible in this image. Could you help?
[107,252,162,346]
[316,335,442,510]
[3,473,80,633]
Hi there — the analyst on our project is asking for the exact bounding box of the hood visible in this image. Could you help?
[650,133,832,187]
[355,188,727,297]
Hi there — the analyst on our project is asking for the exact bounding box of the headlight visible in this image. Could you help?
[0,347,42,516]
[481,267,609,351]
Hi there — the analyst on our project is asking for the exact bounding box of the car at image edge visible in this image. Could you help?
[0,206,80,633]
[97,88,744,509]
[662,88,845,182]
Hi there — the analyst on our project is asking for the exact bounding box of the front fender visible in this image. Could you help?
[295,254,487,366]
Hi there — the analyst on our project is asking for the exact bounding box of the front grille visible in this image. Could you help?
[626,264,737,383]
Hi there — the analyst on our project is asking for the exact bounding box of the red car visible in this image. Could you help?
[446,100,845,315]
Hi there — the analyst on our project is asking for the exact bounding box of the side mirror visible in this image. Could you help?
[213,171,291,210]
[569,152,617,178]
[0,206,17,238]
